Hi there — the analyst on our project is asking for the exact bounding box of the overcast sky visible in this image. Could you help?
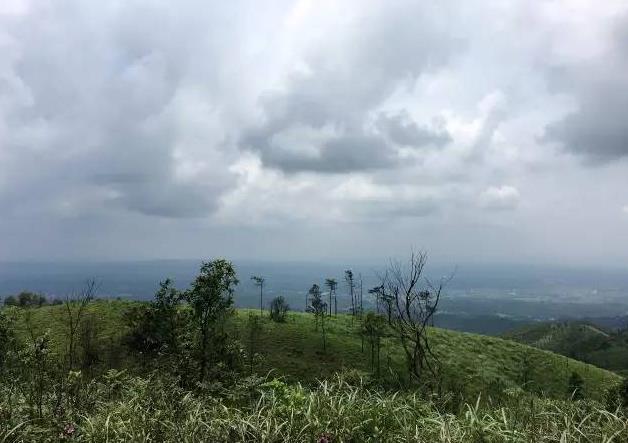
[1,0,627,266]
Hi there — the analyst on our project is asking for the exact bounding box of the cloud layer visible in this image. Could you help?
[1,0,627,265]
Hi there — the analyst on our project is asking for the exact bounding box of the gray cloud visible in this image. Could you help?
[0,0,238,219]
[543,16,628,163]
[1,0,628,267]
[376,111,451,148]
[241,3,460,173]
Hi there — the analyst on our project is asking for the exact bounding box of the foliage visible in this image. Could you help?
[505,320,628,373]
[4,291,48,307]
[185,259,239,382]
[269,296,289,323]
[361,312,387,377]
[307,284,327,350]
[1,371,627,442]
[5,301,620,401]
[125,279,184,360]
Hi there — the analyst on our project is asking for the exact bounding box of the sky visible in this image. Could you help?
[1,0,627,266]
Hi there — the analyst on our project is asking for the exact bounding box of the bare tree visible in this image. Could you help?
[382,251,449,384]
[250,275,265,315]
[64,279,98,370]
[325,278,337,317]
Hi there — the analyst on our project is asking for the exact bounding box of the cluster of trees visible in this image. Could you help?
[295,252,446,388]
[3,291,62,308]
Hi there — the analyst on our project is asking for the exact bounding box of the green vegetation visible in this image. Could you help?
[1,258,627,442]
[505,321,628,376]
[8,299,619,401]
[3,372,628,442]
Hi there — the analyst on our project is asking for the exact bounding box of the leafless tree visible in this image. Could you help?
[382,251,450,384]
[64,279,98,370]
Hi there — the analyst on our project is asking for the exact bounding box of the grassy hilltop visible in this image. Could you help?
[2,296,628,442]
[13,299,619,402]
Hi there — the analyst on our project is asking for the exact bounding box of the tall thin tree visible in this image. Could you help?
[251,275,265,315]
[307,284,327,351]
[344,270,355,317]
[325,278,337,317]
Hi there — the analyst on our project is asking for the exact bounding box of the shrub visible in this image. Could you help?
[3,296,17,307]
[16,291,47,307]
[269,296,289,323]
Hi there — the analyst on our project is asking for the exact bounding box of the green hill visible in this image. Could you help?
[504,321,628,376]
[10,300,620,402]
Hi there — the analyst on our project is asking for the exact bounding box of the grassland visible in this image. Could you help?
[11,299,620,402]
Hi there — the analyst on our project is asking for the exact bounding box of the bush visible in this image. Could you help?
[3,296,17,306]
[11,291,48,308]
[605,378,628,410]
[269,296,289,323]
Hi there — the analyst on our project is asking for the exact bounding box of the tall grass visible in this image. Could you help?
[2,372,626,442]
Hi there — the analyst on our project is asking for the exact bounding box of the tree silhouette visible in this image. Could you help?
[251,275,265,315]
[325,278,337,316]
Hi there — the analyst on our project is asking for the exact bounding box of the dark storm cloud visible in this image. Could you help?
[543,16,628,163]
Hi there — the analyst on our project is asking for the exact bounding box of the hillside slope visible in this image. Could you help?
[10,300,620,401]
[504,321,628,375]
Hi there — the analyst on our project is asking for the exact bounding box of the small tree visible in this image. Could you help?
[269,296,289,322]
[125,279,183,361]
[307,284,327,351]
[63,279,97,370]
[362,312,387,377]
[370,284,395,323]
[185,259,238,382]
[251,275,265,315]
[325,278,337,316]
[382,251,447,384]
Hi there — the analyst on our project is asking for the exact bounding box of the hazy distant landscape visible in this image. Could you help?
[3,260,628,335]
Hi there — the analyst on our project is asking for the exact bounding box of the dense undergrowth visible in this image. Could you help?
[1,371,627,442]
